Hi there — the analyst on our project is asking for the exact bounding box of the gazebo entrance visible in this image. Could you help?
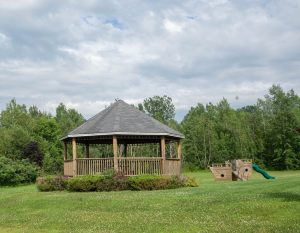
[61,100,184,176]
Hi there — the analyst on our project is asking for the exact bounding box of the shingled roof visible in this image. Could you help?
[62,100,184,140]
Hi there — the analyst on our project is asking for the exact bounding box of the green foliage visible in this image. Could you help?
[42,150,64,174]
[182,99,254,168]
[141,95,175,124]
[0,156,38,186]
[66,176,105,192]
[39,173,197,192]
[1,85,300,179]
[33,117,61,143]
[21,141,43,166]
[0,99,84,176]
[0,99,33,130]
[254,85,300,170]
[55,103,85,136]
[184,176,198,187]
[96,174,129,192]
[0,127,32,160]
[127,175,195,190]
[36,175,68,191]
[182,86,300,170]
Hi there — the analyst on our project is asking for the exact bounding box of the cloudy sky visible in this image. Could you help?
[0,0,300,121]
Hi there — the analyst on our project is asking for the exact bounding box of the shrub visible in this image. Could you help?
[183,176,198,187]
[66,176,104,192]
[36,176,68,191]
[0,156,38,186]
[37,173,198,192]
[128,175,167,190]
[127,175,197,191]
[96,175,129,192]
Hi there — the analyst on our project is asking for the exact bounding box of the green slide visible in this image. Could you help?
[252,163,275,179]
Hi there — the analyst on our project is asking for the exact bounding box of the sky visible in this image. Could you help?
[0,0,300,121]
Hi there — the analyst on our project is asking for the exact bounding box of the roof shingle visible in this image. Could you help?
[64,100,184,139]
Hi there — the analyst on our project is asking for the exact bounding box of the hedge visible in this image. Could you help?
[36,173,198,192]
[36,176,68,191]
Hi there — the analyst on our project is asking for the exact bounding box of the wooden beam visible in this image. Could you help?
[85,143,90,158]
[161,136,166,174]
[72,138,77,176]
[113,136,118,171]
[63,141,67,161]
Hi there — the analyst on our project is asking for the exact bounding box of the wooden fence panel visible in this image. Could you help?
[76,158,114,175]
[64,160,73,176]
[118,157,162,176]
[65,157,182,176]
[164,159,181,175]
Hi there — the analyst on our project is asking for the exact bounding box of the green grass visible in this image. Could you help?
[0,171,299,233]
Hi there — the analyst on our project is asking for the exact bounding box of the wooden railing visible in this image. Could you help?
[64,157,181,176]
[76,158,114,175]
[164,159,181,175]
[118,157,162,175]
[64,160,73,176]
[211,163,231,167]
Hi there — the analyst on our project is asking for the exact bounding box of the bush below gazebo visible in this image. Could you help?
[36,171,198,192]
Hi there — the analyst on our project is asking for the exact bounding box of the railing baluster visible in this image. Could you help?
[69,157,170,176]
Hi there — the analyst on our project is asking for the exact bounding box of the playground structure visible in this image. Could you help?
[209,159,275,181]
[210,159,253,181]
[252,163,275,179]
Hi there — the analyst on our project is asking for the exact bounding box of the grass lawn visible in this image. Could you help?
[0,170,299,233]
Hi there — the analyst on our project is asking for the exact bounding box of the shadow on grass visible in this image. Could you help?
[264,192,300,202]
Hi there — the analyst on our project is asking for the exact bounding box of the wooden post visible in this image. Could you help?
[63,141,67,161]
[85,143,90,158]
[161,136,166,174]
[113,136,118,171]
[72,138,77,176]
[177,140,182,174]
[177,140,182,160]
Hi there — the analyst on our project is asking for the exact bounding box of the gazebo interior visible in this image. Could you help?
[62,134,182,176]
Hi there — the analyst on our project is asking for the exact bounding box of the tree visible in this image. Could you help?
[0,127,32,160]
[55,103,85,136]
[21,141,43,166]
[259,85,300,170]
[181,99,256,169]
[0,99,33,131]
[142,95,175,124]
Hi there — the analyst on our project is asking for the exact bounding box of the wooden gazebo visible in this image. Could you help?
[61,100,184,176]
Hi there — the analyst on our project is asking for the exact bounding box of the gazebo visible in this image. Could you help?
[61,100,184,176]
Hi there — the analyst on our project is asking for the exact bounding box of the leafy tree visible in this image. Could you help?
[182,99,256,169]
[21,141,43,166]
[0,127,32,160]
[0,99,33,131]
[55,103,85,136]
[259,85,300,169]
[142,95,175,124]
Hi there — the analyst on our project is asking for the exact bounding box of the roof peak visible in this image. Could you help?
[64,100,184,139]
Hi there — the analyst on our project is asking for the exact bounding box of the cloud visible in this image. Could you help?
[0,0,300,121]
[164,19,183,33]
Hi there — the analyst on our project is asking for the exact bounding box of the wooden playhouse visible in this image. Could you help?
[209,159,253,181]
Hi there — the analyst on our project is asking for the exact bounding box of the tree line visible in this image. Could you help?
[0,84,299,182]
